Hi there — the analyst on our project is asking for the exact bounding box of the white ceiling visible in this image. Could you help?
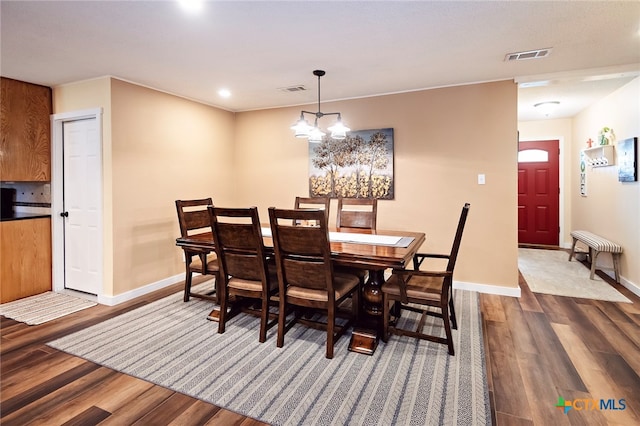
[1,1,639,121]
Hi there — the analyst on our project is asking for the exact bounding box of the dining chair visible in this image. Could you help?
[208,206,278,342]
[175,198,219,302]
[336,197,377,230]
[381,203,470,355]
[294,196,330,226]
[336,197,378,286]
[268,207,360,359]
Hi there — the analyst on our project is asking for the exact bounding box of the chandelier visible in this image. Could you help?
[290,70,350,142]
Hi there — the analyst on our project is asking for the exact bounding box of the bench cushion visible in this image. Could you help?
[570,230,622,253]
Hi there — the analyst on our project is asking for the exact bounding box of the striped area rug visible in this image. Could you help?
[48,282,490,425]
[0,291,97,325]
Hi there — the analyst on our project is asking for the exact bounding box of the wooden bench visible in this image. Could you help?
[568,230,622,282]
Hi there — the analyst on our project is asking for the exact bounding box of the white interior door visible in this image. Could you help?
[61,118,101,294]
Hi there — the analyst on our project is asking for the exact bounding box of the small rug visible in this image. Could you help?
[48,283,490,425]
[0,291,97,325]
[518,248,631,303]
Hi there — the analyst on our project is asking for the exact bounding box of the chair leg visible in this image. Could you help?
[259,296,268,343]
[277,295,286,348]
[217,287,227,334]
[326,303,335,359]
[184,269,193,302]
[382,294,390,343]
[213,273,220,304]
[441,303,455,356]
[449,295,458,330]
[352,286,359,322]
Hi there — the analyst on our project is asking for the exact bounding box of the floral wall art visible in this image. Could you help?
[308,128,394,199]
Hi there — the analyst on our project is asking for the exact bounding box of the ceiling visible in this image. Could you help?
[1,1,639,121]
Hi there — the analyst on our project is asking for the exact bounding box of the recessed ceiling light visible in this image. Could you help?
[218,89,231,98]
[177,0,203,13]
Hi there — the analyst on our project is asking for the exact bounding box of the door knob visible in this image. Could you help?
[60,211,69,217]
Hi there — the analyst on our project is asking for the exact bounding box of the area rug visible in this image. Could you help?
[518,248,631,303]
[48,283,491,425]
[0,291,97,325]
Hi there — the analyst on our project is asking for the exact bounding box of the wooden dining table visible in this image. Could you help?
[176,227,425,355]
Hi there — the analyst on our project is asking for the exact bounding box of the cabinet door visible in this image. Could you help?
[0,218,52,303]
[0,77,52,181]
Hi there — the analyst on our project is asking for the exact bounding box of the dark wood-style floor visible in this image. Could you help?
[483,252,640,425]
[2,254,639,425]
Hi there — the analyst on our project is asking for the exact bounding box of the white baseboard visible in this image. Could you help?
[98,270,632,306]
[98,273,185,306]
[595,270,639,299]
[98,275,523,305]
[454,280,521,298]
[618,275,640,298]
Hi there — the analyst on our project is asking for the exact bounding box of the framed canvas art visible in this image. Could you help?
[617,137,637,182]
[308,128,394,199]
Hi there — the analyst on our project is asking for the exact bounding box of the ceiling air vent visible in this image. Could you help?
[505,48,552,61]
[279,85,307,93]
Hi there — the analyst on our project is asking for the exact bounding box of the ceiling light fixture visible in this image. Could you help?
[290,70,349,142]
[177,0,204,13]
[534,101,560,116]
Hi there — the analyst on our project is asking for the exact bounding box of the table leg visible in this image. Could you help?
[362,269,385,315]
[348,269,385,355]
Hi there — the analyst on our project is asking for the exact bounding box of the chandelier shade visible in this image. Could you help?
[291,70,350,141]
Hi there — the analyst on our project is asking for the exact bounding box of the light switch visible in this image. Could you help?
[478,174,486,185]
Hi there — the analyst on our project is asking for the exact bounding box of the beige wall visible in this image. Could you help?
[518,118,574,246]
[109,79,236,295]
[50,75,639,298]
[572,77,640,288]
[54,78,520,298]
[234,81,520,289]
[53,77,115,295]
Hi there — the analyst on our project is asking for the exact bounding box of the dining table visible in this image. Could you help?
[176,226,426,355]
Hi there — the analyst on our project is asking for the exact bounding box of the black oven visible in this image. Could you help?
[1,187,17,218]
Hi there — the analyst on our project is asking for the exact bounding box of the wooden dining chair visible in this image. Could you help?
[268,207,360,359]
[336,197,377,230]
[336,197,378,285]
[175,198,219,302]
[381,203,470,355]
[294,196,330,225]
[208,206,278,342]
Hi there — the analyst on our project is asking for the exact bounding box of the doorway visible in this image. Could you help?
[518,140,560,246]
[52,108,103,297]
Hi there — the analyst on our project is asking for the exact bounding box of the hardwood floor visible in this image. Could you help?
[2,261,639,425]
[482,257,640,425]
[0,278,267,426]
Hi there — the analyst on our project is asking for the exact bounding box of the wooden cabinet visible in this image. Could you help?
[0,77,52,181]
[0,217,52,303]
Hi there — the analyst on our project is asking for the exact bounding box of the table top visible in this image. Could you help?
[176,228,425,270]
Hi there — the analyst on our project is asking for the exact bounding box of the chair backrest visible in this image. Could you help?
[336,197,377,230]
[175,198,213,237]
[268,207,334,292]
[294,196,330,225]
[446,203,471,272]
[208,206,268,282]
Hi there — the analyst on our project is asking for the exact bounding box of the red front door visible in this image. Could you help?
[518,140,559,245]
